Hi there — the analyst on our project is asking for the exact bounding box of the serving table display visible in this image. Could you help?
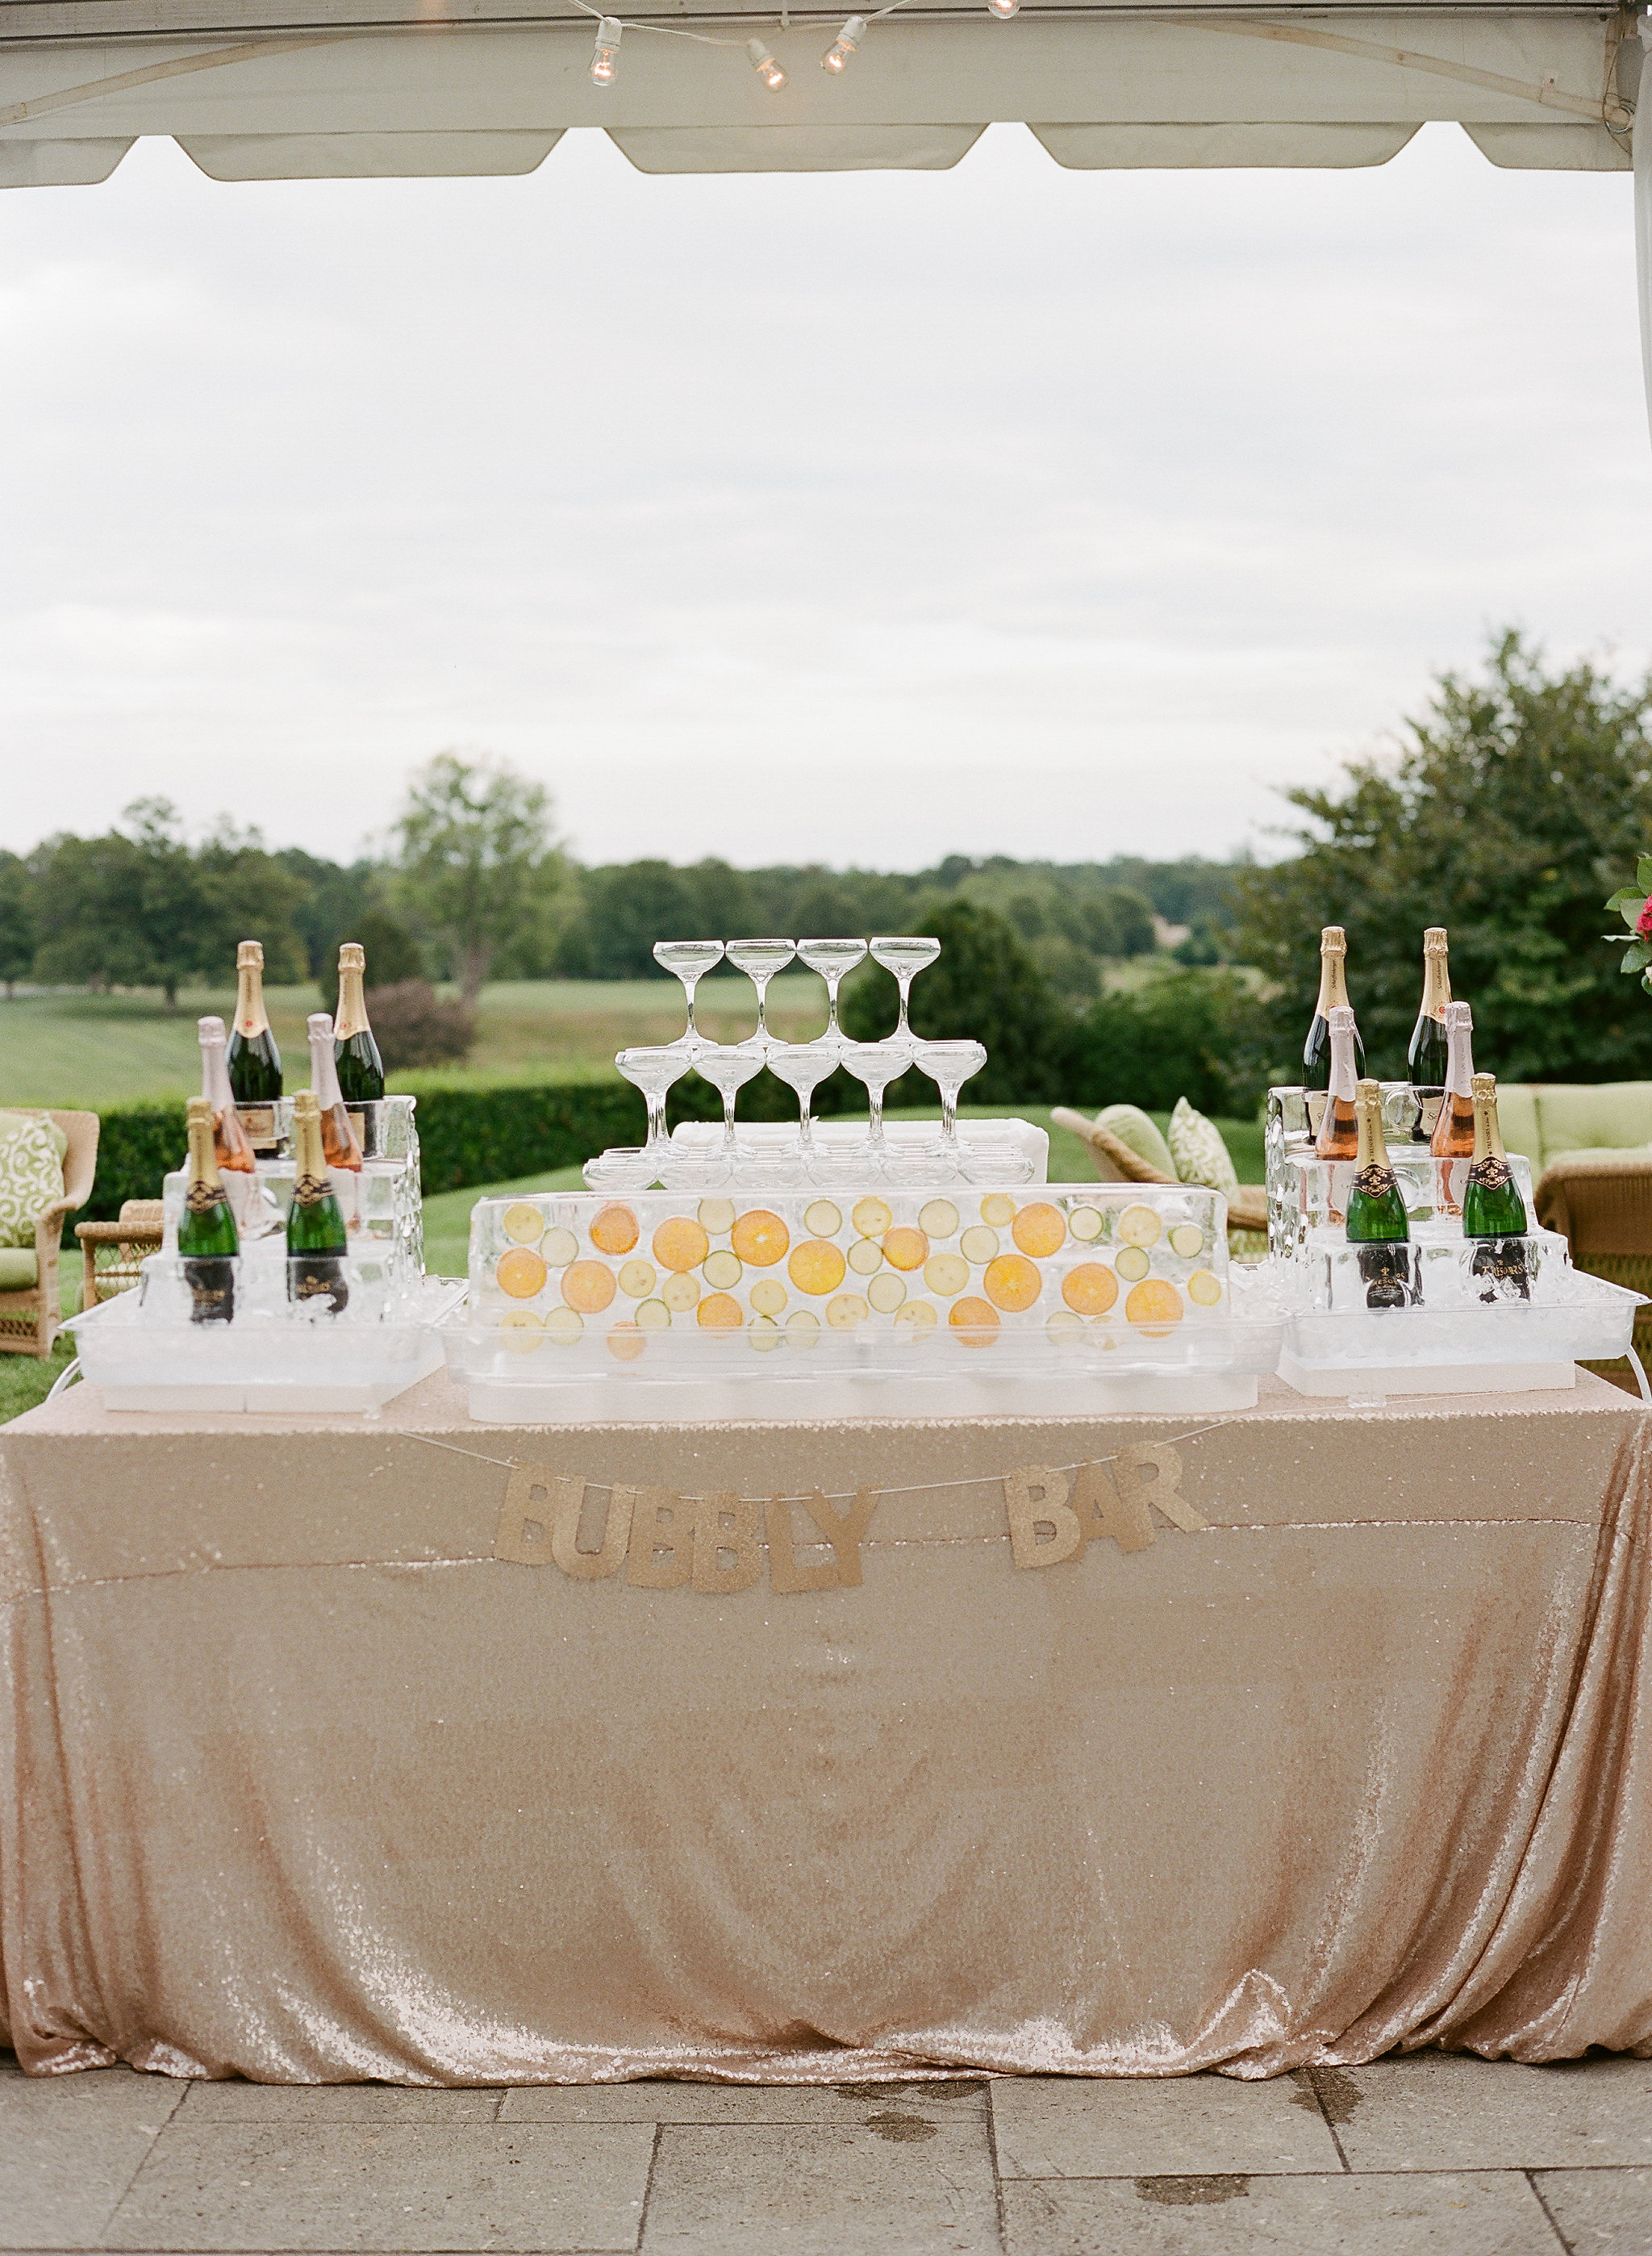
[2,1366,1650,2082]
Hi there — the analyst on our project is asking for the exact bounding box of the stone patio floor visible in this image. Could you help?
[5,2049,1651,2254]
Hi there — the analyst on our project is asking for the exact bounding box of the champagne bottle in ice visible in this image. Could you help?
[1303,926,1364,1136]
[1430,1001,1475,1214]
[1346,1075,1412,1308]
[1313,1005,1361,1160]
[307,1012,364,1173]
[178,1094,239,1324]
[1463,1072,1530,1301]
[1406,927,1452,1143]
[286,1089,349,1313]
[227,941,282,1157]
[332,943,386,1105]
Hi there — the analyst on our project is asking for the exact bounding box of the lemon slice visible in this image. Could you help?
[703,1250,742,1290]
[1045,1309,1084,1347]
[826,1293,868,1329]
[868,1272,907,1313]
[661,1272,700,1312]
[748,1317,784,1352]
[786,1310,821,1348]
[980,1193,1016,1227]
[750,1278,787,1318]
[618,1260,657,1300]
[636,1297,672,1331]
[540,1226,578,1269]
[545,1306,583,1346]
[803,1199,842,1238]
[1187,1269,1224,1307]
[1118,1204,1162,1247]
[960,1226,999,1265]
[852,1196,893,1238]
[499,1309,544,1354]
[924,1253,970,1297]
[1169,1223,1206,1259]
[1114,1245,1150,1283]
[847,1237,882,1276]
[1069,1206,1103,1243]
[502,1201,544,1245]
[698,1197,736,1235]
[895,1300,937,1328]
[918,1199,959,1240]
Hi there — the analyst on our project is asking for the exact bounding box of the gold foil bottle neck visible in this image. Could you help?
[236,940,264,971]
[1424,927,1449,957]
[338,943,365,973]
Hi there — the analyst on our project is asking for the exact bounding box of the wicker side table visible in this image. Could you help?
[76,1201,165,1309]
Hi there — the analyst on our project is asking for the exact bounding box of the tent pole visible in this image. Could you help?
[1638,19,1652,448]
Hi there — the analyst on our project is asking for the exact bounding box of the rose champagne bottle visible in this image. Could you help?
[1314,1005,1361,1160]
[307,1012,364,1173]
[197,1016,256,1175]
[1406,928,1452,1143]
[1430,1001,1475,1214]
[1303,926,1364,1136]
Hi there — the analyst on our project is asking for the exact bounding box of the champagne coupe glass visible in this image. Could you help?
[695,1041,768,1180]
[653,939,724,1052]
[912,1039,987,1180]
[869,935,941,1055]
[724,938,796,1056]
[615,1044,688,1184]
[841,1041,911,1178]
[795,938,867,1043]
[766,1041,842,1180]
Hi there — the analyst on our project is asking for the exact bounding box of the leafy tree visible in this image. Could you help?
[0,853,36,996]
[1232,634,1652,1083]
[840,898,1067,1104]
[393,754,567,1003]
[319,906,424,1013]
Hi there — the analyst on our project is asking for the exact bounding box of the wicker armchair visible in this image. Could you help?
[0,1110,100,1359]
[1050,1105,1270,1245]
[1534,1149,1652,1368]
[77,1198,165,1311]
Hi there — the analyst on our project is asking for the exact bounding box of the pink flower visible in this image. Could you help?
[1637,898,1652,938]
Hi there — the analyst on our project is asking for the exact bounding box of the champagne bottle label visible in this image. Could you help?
[1352,1162,1398,1201]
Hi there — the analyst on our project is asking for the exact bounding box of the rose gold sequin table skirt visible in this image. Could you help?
[2,1368,1649,2083]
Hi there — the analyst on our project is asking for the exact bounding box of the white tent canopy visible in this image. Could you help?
[0,1,1641,186]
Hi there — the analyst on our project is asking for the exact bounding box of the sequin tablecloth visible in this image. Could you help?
[2,1368,1650,2083]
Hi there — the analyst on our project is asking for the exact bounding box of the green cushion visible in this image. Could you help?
[1533,1084,1652,1172]
[0,1247,39,1290]
[1096,1104,1177,1180]
[0,1109,68,1162]
[0,1116,62,1251]
[1494,1086,1541,1167]
[1167,1097,1239,1193]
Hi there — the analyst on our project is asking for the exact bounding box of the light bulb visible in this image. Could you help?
[746,35,788,89]
[821,14,866,70]
[590,17,622,85]
[986,0,1019,16]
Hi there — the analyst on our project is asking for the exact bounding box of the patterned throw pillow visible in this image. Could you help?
[1167,1097,1239,1195]
[0,1115,64,1251]
[1095,1104,1177,1180]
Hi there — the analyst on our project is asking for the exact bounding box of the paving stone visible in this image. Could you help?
[1001,2169,1562,2254]
[181,2083,502,2122]
[102,2122,653,2251]
[640,2120,999,2255]
[1533,2166,1652,2250]
[0,2058,186,2250]
[502,2074,988,2124]
[991,2071,1342,2179]
[1333,2053,1652,2171]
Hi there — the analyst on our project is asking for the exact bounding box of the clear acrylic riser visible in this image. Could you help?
[66,1264,465,1414]
[1299,1223,1567,1314]
[585,1116,1049,1193]
[162,1151,423,1284]
[1265,1086,1535,1257]
[453,1181,1281,1422]
[269,1094,419,1164]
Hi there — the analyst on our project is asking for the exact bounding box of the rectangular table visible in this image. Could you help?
[2,1368,1650,2083]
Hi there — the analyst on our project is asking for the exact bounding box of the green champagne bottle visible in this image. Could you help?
[333,943,386,1106]
[179,1094,239,1324]
[1346,1076,1412,1308]
[286,1088,349,1314]
[1463,1072,1530,1301]
[227,941,282,1157]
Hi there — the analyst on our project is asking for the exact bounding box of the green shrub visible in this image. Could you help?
[1063,971,1269,1119]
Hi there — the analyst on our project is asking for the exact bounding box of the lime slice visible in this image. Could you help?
[1069,1207,1103,1243]
[698,1197,736,1235]
[703,1250,742,1289]
[1114,1245,1151,1282]
[918,1200,959,1239]
[803,1200,842,1237]
[540,1226,578,1269]
[868,1272,907,1314]
[960,1226,999,1265]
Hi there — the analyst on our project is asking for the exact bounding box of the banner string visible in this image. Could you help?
[401,1418,1241,1503]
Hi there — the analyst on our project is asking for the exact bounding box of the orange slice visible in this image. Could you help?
[1125,1279,1183,1329]
[882,1226,928,1272]
[697,1292,743,1331]
[590,1203,640,1255]
[731,1209,789,1267]
[983,1253,1041,1313]
[788,1239,847,1297]
[949,1296,1000,1347]
[1062,1263,1119,1317]
[653,1217,710,1273]
[496,1247,547,1300]
[561,1260,616,1314]
[1012,1202,1066,1257]
[606,1322,646,1362]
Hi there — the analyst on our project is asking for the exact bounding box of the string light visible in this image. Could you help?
[821,15,866,71]
[746,36,789,88]
[986,0,1020,16]
[589,16,622,85]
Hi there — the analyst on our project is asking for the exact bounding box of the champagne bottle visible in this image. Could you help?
[333,942,386,1106]
[1313,1005,1361,1160]
[1406,928,1452,1143]
[1430,1001,1476,1218]
[287,1088,349,1312]
[227,940,282,1157]
[197,1016,256,1175]
[1303,926,1365,1134]
[307,1012,364,1172]
[179,1094,239,1324]
[1463,1072,1530,1301]
[1346,1076,1412,1307]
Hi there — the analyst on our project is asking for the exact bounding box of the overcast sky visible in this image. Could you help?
[1,119,1646,872]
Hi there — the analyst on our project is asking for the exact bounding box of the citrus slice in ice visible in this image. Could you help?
[959,1226,999,1265]
[1012,1202,1066,1257]
[803,1199,842,1238]
[545,1306,583,1346]
[924,1254,970,1298]
[918,1200,959,1240]
[882,1226,928,1272]
[703,1250,742,1289]
[868,1272,907,1313]
[786,1310,821,1348]
[698,1292,743,1331]
[980,1193,1016,1227]
[541,1226,578,1269]
[606,1322,646,1362]
[502,1201,544,1245]
[983,1253,1041,1312]
[949,1296,1000,1347]
[748,1318,784,1352]
[852,1197,893,1239]
[789,1239,846,1297]
[1187,1269,1223,1307]
[496,1247,547,1300]
[1062,1263,1119,1317]
[661,1272,700,1313]
[847,1237,882,1276]
[499,1309,544,1354]
[826,1293,868,1330]
[1069,1207,1103,1243]
[590,1203,640,1255]
[895,1301,937,1329]
[732,1209,789,1267]
[1117,1204,1162,1247]
[1125,1279,1183,1331]
[750,1278,787,1318]
[636,1297,672,1331]
[1114,1244,1151,1283]
[1045,1310,1084,1347]
[1169,1223,1206,1259]
[619,1260,656,1300]
[562,1260,616,1314]
[653,1218,710,1273]
[698,1197,736,1235]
